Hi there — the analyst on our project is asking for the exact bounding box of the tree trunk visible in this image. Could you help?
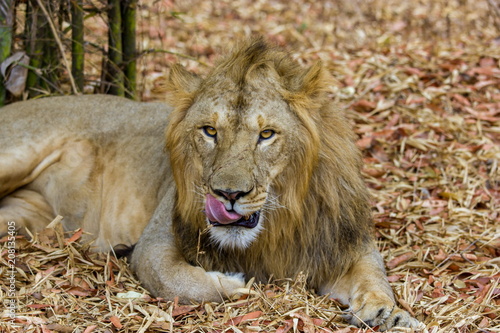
[71,0,84,92]
[122,0,137,99]
[107,0,124,96]
[0,0,13,106]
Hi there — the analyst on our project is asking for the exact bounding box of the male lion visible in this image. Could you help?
[0,39,420,330]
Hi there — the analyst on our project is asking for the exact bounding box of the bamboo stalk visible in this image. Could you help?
[25,0,43,96]
[122,0,137,99]
[35,0,78,95]
[107,0,124,96]
[71,0,84,92]
[43,1,58,87]
[0,0,13,105]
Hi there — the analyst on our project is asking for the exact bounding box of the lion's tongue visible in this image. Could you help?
[205,194,242,224]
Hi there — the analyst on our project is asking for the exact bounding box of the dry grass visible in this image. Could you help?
[1,0,499,332]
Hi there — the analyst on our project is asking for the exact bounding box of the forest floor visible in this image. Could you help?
[1,0,499,332]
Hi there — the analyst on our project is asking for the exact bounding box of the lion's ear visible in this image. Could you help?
[165,64,202,106]
[285,61,331,111]
[298,61,330,99]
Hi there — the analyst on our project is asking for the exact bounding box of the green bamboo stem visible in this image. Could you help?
[0,0,13,105]
[35,0,78,94]
[122,0,137,100]
[71,0,84,92]
[107,0,124,96]
[43,1,57,87]
[25,0,45,97]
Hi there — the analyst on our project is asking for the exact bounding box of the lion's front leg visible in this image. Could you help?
[130,189,245,303]
[321,245,421,331]
[132,242,245,302]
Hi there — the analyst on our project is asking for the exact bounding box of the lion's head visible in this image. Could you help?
[164,39,372,284]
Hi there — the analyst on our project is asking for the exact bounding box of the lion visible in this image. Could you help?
[0,39,420,330]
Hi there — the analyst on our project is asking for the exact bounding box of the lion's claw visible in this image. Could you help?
[206,271,246,297]
[346,292,421,331]
[379,307,422,331]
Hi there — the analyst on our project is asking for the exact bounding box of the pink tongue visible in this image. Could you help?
[205,194,242,224]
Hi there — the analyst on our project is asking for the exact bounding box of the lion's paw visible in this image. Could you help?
[347,292,421,331]
[206,271,246,298]
[379,307,423,331]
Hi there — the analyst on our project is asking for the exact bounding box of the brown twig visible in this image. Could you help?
[139,48,212,67]
[35,0,79,95]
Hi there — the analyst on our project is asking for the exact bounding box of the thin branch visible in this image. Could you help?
[14,61,65,94]
[35,0,79,95]
[139,48,212,67]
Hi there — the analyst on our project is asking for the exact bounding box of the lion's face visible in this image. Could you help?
[166,40,328,250]
[182,77,300,248]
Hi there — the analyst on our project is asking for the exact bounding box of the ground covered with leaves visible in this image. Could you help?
[1,0,499,332]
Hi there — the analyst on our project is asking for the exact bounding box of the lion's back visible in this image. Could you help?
[0,95,174,250]
[0,94,172,141]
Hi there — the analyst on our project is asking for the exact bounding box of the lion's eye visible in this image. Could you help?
[202,126,217,138]
[259,129,275,141]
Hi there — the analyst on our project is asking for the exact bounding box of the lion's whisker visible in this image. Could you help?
[191,183,206,202]
[264,193,287,211]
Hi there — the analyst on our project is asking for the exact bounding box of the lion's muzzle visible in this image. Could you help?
[205,194,260,228]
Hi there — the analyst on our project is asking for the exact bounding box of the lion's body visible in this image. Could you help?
[0,39,419,330]
[0,95,170,250]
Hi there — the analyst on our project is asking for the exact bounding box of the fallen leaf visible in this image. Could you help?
[356,136,374,149]
[0,51,30,97]
[332,328,355,333]
[44,324,74,333]
[65,228,83,244]
[290,312,316,333]
[387,252,415,269]
[172,305,197,317]
[225,310,263,326]
[83,325,97,333]
[66,286,95,297]
[276,319,293,333]
[116,291,144,299]
[26,304,52,309]
[110,316,123,329]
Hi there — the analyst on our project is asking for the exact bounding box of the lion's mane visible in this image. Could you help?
[165,39,373,289]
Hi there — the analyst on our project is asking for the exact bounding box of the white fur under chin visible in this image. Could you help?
[208,217,264,250]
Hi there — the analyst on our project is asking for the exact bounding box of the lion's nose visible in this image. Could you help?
[213,189,251,201]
